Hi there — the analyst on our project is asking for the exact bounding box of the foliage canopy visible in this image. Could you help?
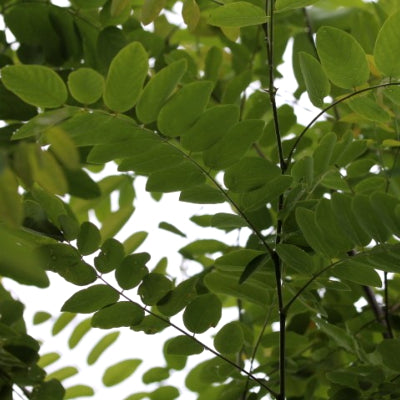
[1,0,400,399]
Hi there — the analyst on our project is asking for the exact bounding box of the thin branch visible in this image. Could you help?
[285,81,400,172]
[384,272,394,338]
[97,275,280,399]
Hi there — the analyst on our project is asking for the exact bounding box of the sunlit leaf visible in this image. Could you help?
[87,332,120,365]
[102,359,142,387]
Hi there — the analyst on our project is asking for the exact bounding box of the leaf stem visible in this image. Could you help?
[97,274,280,399]
[285,81,400,171]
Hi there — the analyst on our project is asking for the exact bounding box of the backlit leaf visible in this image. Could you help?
[68,318,91,349]
[123,231,148,254]
[67,68,104,105]
[136,59,187,123]
[102,359,142,387]
[1,65,67,108]
[46,366,78,382]
[87,332,120,365]
[208,2,267,27]
[374,11,400,78]
[77,222,101,255]
[64,385,94,399]
[182,0,200,31]
[157,81,213,137]
[214,321,244,354]
[103,42,148,112]
[316,26,369,89]
[275,0,319,11]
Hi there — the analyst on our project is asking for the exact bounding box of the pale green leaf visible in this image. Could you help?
[68,318,91,349]
[103,42,148,112]
[64,385,94,399]
[87,332,120,365]
[208,2,267,27]
[275,0,319,11]
[374,11,400,78]
[123,231,148,254]
[1,65,67,108]
[136,59,187,123]
[67,68,104,105]
[157,81,213,137]
[182,0,200,31]
[316,26,369,89]
[102,359,142,387]
[141,0,166,25]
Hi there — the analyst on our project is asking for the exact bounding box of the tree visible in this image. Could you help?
[1,0,400,398]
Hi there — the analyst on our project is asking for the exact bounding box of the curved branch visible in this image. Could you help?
[284,81,400,172]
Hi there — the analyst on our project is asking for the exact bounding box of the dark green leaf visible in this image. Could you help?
[166,335,204,355]
[159,221,186,237]
[91,301,144,328]
[214,321,244,354]
[377,339,400,371]
[94,238,125,273]
[138,273,173,305]
[115,253,150,290]
[61,285,119,313]
[239,253,269,284]
[77,222,101,255]
[183,293,222,333]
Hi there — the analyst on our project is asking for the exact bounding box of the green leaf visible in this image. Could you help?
[61,285,119,313]
[157,278,198,317]
[0,168,22,227]
[100,205,135,241]
[94,238,125,273]
[316,26,369,89]
[181,104,239,151]
[179,239,228,259]
[182,0,200,31]
[123,231,148,254]
[115,253,150,290]
[136,59,187,123]
[299,52,330,108]
[138,273,173,305]
[31,380,65,400]
[166,335,204,355]
[157,81,214,137]
[377,339,400,371]
[275,0,319,11]
[64,385,94,399]
[141,0,166,25]
[332,262,382,287]
[276,244,314,275]
[103,42,148,112]
[142,367,170,384]
[374,11,400,78]
[46,366,78,382]
[87,332,120,365]
[224,157,280,192]
[150,386,179,400]
[77,222,101,255]
[38,352,60,368]
[239,253,269,284]
[91,301,144,328]
[183,293,222,333]
[146,161,205,193]
[179,184,225,204]
[67,68,104,105]
[203,120,264,169]
[68,318,92,349]
[214,321,244,354]
[159,221,186,237]
[102,359,142,387]
[33,311,51,325]
[1,65,67,108]
[347,93,390,123]
[52,312,76,335]
[208,2,267,27]
[210,213,247,231]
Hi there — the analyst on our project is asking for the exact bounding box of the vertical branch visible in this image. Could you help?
[263,1,286,399]
[384,272,394,339]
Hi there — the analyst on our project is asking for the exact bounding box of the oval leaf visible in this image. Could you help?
[91,301,144,328]
[183,293,222,333]
[67,68,104,105]
[316,26,369,89]
[166,335,204,355]
[103,42,148,112]
[102,359,142,387]
[77,222,101,255]
[61,285,119,314]
[208,2,267,27]
[214,321,244,354]
[1,65,68,108]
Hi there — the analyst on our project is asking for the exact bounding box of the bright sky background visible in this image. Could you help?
[2,1,321,399]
